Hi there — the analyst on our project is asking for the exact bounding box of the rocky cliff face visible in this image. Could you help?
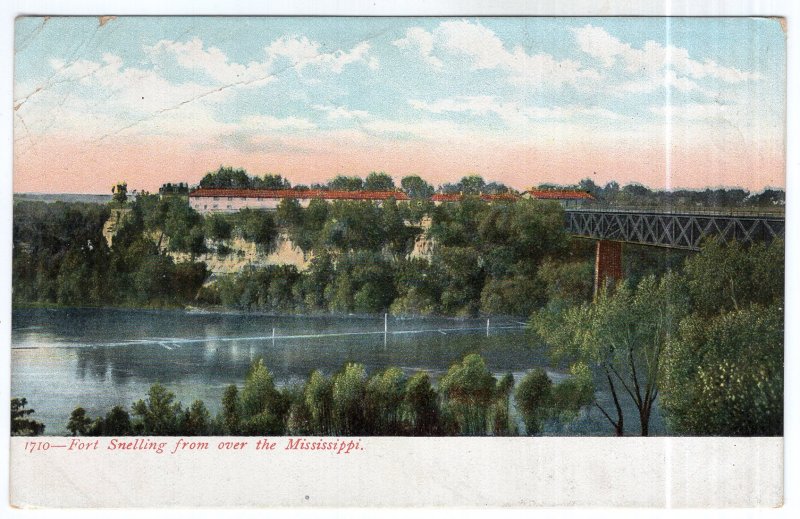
[169,234,310,275]
[102,212,434,276]
[101,208,131,247]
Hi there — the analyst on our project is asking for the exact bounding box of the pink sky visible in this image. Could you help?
[14,133,785,194]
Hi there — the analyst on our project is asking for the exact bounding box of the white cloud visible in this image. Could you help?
[572,24,760,83]
[45,52,231,116]
[394,20,599,87]
[392,27,443,68]
[266,36,373,73]
[145,38,273,86]
[619,70,707,95]
[312,105,370,120]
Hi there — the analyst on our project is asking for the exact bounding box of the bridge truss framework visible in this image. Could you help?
[564,209,785,251]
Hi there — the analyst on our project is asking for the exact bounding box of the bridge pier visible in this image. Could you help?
[594,240,622,298]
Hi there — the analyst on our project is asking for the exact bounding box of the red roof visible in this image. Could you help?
[431,193,519,202]
[527,189,595,200]
[189,188,409,201]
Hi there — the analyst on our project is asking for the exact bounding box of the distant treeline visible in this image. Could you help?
[53,354,589,437]
[554,178,785,209]
[196,166,784,207]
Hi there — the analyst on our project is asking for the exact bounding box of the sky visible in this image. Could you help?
[12,16,786,194]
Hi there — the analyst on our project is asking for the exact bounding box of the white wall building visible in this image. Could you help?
[189,188,410,214]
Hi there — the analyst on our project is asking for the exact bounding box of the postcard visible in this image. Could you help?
[6,11,788,509]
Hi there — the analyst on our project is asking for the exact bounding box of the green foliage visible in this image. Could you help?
[100,406,132,436]
[205,213,232,241]
[131,383,183,435]
[221,384,240,435]
[304,370,334,435]
[533,273,688,436]
[390,258,440,316]
[199,166,252,189]
[364,367,406,435]
[13,201,111,306]
[683,239,783,317]
[332,363,367,435]
[514,369,554,435]
[403,372,440,435]
[11,398,45,436]
[401,175,434,199]
[112,182,128,203]
[67,407,92,436]
[661,304,783,436]
[439,354,496,435]
[433,246,484,316]
[364,171,396,191]
[238,359,286,435]
[327,175,364,191]
[233,208,277,250]
[538,260,594,309]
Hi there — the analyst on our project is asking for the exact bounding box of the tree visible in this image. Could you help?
[67,407,92,436]
[11,398,45,436]
[660,304,783,436]
[401,175,434,199]
[304,371,334,435]
[364,171,396,191]
[491,373,516,436]
[683,239,783,318]
[221,384,240,435]
[239,359,285,435]
[532,273,688,436]
[438,354,496,435]
[515,369,553,435]
[199,166,252,189]
[433,246,484,316]
[205,213,232,241]
[459,175,486,195]
[131,383,182,435]
[332,363,367,435]
[112,182,128,203]
[182,400,213,435]
[102,405,132,435]
[403,372,440,435]
[255,174,291,190]
[328,175,364,191]
[364,367,406,435]
[234,208,277,251]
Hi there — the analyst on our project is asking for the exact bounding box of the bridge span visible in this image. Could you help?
[562,208,785,296]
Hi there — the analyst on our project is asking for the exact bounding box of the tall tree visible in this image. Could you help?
[11,398,45,436]
[532,273,688,436]
[364,171,396,191]
[401,175,434,199]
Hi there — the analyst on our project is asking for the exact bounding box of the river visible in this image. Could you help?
[11,307,664,436]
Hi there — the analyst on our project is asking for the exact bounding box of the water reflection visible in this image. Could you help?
[11,307,663,436]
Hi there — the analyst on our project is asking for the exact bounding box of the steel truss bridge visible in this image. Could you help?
[564,208,785,251]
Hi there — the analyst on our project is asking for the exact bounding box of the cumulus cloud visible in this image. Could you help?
[572,24,761,83]
[394,20,600,87]
[145,38,273,86]
[266,36,372,73]
[392,27,443,68]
